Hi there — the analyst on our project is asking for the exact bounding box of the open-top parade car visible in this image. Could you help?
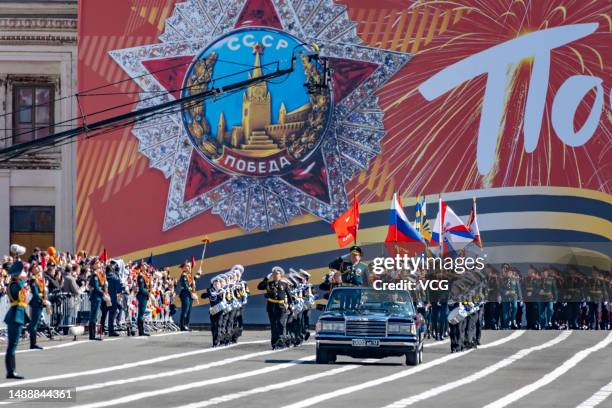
[315,287,424,365]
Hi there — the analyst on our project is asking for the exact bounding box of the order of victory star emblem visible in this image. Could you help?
[110,0,411,232]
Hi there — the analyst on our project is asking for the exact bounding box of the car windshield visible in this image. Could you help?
[326,288,415,315]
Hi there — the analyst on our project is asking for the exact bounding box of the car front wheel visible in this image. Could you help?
[406,349,420,366]
[316,346,333,364]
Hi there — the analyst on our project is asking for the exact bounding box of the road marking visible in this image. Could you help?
[0,340,268,388]
[70,350,317,408]
[382,331,572,407]
[174,358,380,408]
[0,331,190,356]
[576,378,612,408]
[483,331,612,408]
[77,343,313,392]
[282,331,525,408]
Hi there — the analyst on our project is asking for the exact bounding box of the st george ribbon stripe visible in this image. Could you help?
[281,331,526,408]
[483,331,612,408]
[382,331,572,407]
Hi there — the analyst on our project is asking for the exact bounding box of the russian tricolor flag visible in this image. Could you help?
[385,193,424,244]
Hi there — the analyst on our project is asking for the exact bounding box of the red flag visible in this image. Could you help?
[191,255,196,269]
[99,248,108,263]
[331,194,359,248]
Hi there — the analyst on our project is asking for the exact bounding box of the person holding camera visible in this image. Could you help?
[136,263,151,336]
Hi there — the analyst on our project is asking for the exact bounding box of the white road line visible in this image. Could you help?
[70,352,317,408]
[0,340,268,388]
[576,379,612,408]
[77,343,313,392]
[382,331,572,407]
[282,331,525,408]
[483,331,612,408]
[168,340,449,408]
[175,358,380,408]
[0,330,190,356]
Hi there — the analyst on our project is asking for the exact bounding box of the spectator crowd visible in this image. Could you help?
[0,246,179,340]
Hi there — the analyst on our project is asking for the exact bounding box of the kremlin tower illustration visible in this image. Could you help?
[216,42,311,158]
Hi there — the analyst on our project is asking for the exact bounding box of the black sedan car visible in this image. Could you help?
[315,287,424,365]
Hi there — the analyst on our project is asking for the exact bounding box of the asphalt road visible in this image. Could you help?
[0,329,610,408]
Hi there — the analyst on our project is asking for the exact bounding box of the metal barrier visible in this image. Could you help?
[0,290,180,338]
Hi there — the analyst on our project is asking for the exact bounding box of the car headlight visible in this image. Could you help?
[316,320,345,333]
[388,323,415,335]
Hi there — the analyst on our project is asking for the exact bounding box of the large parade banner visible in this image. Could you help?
[78,0,611,323]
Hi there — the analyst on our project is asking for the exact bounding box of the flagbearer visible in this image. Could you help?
[178,261,196,331]
[5,260,28,379]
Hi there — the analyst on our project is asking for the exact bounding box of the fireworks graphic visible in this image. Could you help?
[349,0,611,202]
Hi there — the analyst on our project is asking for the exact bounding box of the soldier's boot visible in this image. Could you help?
[179,316,186,331]
[30,334,43,350]
[6,356,24,379]
[89,324,101,341]
[138,321,149,336]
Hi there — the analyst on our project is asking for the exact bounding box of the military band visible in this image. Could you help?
[204,264,250,346]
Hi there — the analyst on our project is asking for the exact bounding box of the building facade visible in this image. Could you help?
[0,0,77,256]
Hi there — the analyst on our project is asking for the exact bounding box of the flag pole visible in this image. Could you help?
[438,194,443,256]
[353,192,357,245]
[198,236,210,275]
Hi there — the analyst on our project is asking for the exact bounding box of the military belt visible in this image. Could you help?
[267,298,285,304]
[10,301,27,308]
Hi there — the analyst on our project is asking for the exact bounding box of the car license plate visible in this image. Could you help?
[352,339,380,347]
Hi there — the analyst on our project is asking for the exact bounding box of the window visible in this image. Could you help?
[10,206,55,233]
[10,206,55,258]
[12,84,54,144]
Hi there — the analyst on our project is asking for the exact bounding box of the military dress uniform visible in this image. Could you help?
[257,269,291,349]
[204,277,225,347]
[28,273,46,349]
[4,262,28,379]
[522,273,540,329]
[178,265,196,331]
[136,270,151,336]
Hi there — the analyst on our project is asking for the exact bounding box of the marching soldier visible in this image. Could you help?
[258,266,291,349]
[88,262,105,341]
[231,265,249,342]
[178,261,197,331]
[203,275,225,347]
[298,269,314,341]
[136,264,151,336]
[5,260,28,379]
[28,263,47,349]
